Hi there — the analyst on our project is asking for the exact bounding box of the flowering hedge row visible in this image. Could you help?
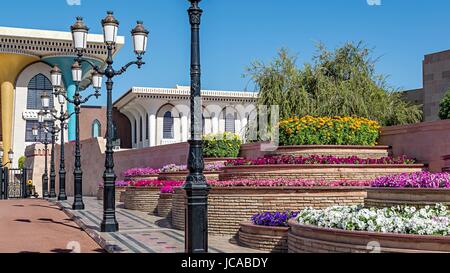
[252,211,299,227]
[372,172,450,188]
[296,204,450,236]
[279,116,381,146]
[226,155,415,166]
[203,132,242,158]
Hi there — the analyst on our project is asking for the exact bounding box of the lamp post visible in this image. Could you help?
[183,0,210,253]
[0,148,14,200]
[33,114,51,199]
[0,148,14,167]
[50,65,75,201]
[70,12,148,232]
[40,92,61,199]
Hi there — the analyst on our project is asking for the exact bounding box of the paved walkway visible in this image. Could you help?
[0,199,104,253]
[57,197,264,253]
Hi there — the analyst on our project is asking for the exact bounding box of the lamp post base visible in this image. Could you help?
[57,193,67,201]
[49,191,57,199]
[101,219,119,233]
[72,201,85,210]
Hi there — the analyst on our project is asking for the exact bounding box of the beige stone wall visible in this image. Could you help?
[123,187,160,214]
[238,222,289,253]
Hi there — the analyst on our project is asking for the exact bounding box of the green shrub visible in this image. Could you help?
[18,156,26,169]
[439,88,450,120]
[203,132,242,158]
[279,116,381,146]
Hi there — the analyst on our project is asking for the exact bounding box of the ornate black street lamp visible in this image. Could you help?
[33,114,52,199]
[50,65,75,201]
[70,12,148,232]
[183,0,210,253]
[40,92,61,199]
[0,148,14,167]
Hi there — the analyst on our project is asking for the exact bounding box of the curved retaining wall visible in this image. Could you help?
[158,171,220,181]
[123,187,160,214]
[267,145,390,159]
[172,187,367,236]
[365,188,450,208]
[219,164,425,181]
[156,193,173,218]
[288,220,450,253]
[96,187,127,203]
[238,222,289,253]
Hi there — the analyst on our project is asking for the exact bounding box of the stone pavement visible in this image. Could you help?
[0,199,104,253]
[56,197,264,253]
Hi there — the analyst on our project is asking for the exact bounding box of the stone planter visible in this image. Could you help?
[267,145,390,159]
[124,187,160,214]
[158,171,221,181]
[205,157,242,165]
[238,222,289,253]
[156,193,173,218]
[288,220,450,253]
[125,174,159,182]
[219,164,425,181]
[365,188,450,208]
[97,186,128,202]
[172,186,367,236]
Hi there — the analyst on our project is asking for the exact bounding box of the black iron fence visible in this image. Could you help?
[0,168,31,199]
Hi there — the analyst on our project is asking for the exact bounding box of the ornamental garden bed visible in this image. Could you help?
[158,171,221,181]
[156,193,173,218]
[219,164,425,181]
[123,187,161,214]
[288,204,450,253]
[267,145,390,159]
[366,172,450,208]
[238,222,289,253]
[123,168,160,182]
[172,183,368,236]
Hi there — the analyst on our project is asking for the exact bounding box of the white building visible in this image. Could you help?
[113,85,258,148]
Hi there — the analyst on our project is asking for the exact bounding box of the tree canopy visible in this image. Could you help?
[245,42,422,126]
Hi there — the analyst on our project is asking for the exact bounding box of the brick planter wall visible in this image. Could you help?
[268,145,390,159]
[96,187,127,203]
[288,220,450,253]
[219,164,425,181]
[205,157,242,165]
[238,222,289,253]
[365,188,450,208]
[158,171,221,181]
[123,187,160,214]
[172,187,367,236]
[156,193,173,218]
[125,174,159,182]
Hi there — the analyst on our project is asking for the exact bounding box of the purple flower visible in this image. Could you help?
[123,167,160,177]
[251,211,299,227]
[371,171,450,188]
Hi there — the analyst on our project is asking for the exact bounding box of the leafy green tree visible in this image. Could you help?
[18,156,26,169]
[245,42,423,126]
[439,88,450,120]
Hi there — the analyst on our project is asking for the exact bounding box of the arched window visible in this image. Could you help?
[27,74,54,109]
[163,111,174,139]
[225,113,235,133]
[91,119,101,138]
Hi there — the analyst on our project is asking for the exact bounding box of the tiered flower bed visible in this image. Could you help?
[288,204,450,253]
[366,172,450,208]
[171,179,370,236]
[97,181,131,202]
[267,145,390,159]
[238,211,297,253]
[123,168,160,182]
[220,155,425,181]
[158,163,224,181]
[124,181,180,214]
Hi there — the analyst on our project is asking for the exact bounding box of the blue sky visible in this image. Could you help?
[1,0,450,106]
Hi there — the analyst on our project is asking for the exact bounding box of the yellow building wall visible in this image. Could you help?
[0,53,38,165]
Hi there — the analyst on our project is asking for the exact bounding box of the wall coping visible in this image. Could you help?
[222,164,425,170]
[288,220,450,242]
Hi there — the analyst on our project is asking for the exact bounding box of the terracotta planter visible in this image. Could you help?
[366,188,450,208]
[156,193,173,218]
[158,171,221,181]
[219,164,425,181]
[123,187,160,214]
[97,186,128,202]
[288,220,450,253]
[172,186,367,236]
[238,222,289,253]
